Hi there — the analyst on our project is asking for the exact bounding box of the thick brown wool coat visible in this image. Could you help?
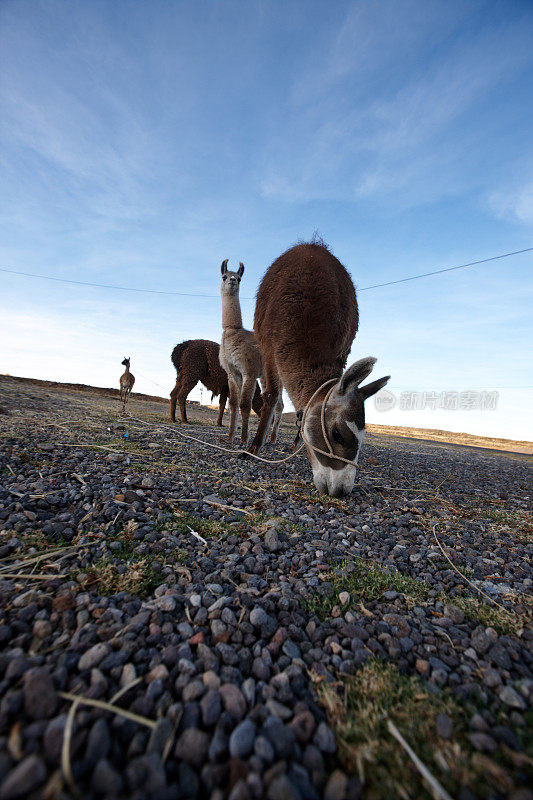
[248,242,359,458]
[254,243,359,411]
[170,339,261,424]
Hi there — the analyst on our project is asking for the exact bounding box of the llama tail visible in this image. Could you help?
[171,341,190,370]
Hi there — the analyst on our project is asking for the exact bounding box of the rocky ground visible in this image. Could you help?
[0,376,531,800]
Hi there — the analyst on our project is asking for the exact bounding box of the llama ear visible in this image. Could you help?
[221,259,228,275]
[237,262,244,277]
[338,357,377,395]
[359,375,390,401]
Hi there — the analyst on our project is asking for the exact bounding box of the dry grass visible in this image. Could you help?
[479,507,533,544]
[317,660,532,800]
[75,558,160,598]
[302,557,431,619]
[302,555,530,636]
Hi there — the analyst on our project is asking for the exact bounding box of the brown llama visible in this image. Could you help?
[119,357,135,407]
[219,260,284,445]
[249,242,390,496]
[170,339,262,425]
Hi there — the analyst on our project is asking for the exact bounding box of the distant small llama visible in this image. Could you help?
[119,357,135,408]
[170,339,262,425]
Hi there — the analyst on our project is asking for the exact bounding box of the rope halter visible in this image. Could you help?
[299,378,361,468]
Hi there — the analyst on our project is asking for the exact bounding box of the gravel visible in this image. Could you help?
[0,377,531,799]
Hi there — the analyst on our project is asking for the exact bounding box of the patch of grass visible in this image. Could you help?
[479,507,532,543]
[16,529,50,553]
[167,509,244,539]
[449,594,532,636]
[300,555,529,635]
[318,660,532,800]
[75,558,160,598]
[172,548,188,564]
[282,520,307,536]
[303,558,430,619]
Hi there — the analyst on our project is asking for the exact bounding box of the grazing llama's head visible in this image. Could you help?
[220,259,244,298]
[302,357,390,497]
[121,357,130,368]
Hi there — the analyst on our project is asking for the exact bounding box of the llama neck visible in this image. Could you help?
[294,364,343,411]
[124,366,130,376]
[221,294,243,330]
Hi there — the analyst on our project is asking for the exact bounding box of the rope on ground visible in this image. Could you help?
[122,411,306,465]
[386,719,453,800]
[432,523,516,617]
[122,375,360,468]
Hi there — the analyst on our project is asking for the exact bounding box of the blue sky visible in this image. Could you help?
[1,0,532,440]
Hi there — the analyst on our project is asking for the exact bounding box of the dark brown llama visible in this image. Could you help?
[170,339,262,425]
[249,242,390,496]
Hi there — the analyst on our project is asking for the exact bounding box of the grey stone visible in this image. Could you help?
[147,717,173,755]
[313,721,336,753]
[488,645,512,670]
[436,713,453,739]
[78,642,110,671]
[254,735,275,763]
[267,775,300,800]
[264,529,281,552]
[263,717,295,759]
[85,718,111,765]
[0,755,46,800]
[23,667,57,720]
[125,753,166,794]
[468,732,498,753]
[482,667,502,689]
[229,719,255,758]
[282,640,301,660]
[443,603,465,624]
[91,759,123,795]
[201,689,222,727]
[220,683,246,720]
[175,728,210,768]
[250,606,268,627]
[43,714,69,764]
[471,627,491,655]
[324,770,348,800]
[499,686,527,710]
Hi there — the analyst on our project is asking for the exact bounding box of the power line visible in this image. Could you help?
[0,268,221,298]
[357,247,533,291]
[0,246,531,298]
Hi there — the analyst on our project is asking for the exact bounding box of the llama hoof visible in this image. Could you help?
[238,451,250,460]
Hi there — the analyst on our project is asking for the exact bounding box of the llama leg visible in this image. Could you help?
[226,377,240,442]
[270,394,284,442]
[217,388,228,426]
[181,374,201,423]
[239,376,256,446]
[170,382,179,422]
[251,381,263,416]
[248,364,280,455]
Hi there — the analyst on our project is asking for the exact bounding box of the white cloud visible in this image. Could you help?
[261,7,533,206]
[489,181,533,227]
